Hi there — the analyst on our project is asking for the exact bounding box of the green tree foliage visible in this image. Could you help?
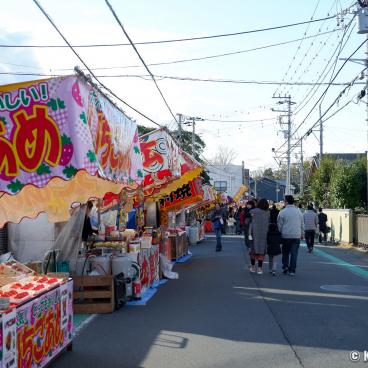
[171,129,205,163]
[171,129,210,184]
[263,168,274,179]
[137,125,156,136]
[310,157,337,207]
[329,158,367,209]
[309,157,367,209]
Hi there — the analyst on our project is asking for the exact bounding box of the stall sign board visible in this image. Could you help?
[159,179,204,211]
[2,309,17,368]
[15,281,73,368]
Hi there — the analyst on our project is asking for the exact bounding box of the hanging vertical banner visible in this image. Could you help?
[140,129,181,190]
[140,128,202,198]
[0,76,143,195]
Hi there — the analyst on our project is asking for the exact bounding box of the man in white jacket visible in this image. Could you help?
[277,195,304,276]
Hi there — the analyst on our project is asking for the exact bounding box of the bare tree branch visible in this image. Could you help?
[210,146,237,166]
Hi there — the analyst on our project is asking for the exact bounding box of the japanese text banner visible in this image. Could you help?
[140,128,202,198]
[159,178,204,211]
[0,76,143,195]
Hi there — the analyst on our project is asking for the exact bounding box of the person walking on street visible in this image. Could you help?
[318,208,328,243]
[277,195,304,276]
[211,204,224,252]
[241,200,255,249]
[221,205,229,234]
[249,198,270,275]
[304,204,318,253]
[235,206,242,235]
[267,222,282,276]
[270,204,279,225]
[227,214,236,235]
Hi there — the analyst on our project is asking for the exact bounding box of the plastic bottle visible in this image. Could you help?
[99,223,106,240]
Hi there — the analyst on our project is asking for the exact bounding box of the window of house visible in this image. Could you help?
[214,181,227,192]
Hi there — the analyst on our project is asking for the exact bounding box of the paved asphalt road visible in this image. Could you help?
[53,237,368,368]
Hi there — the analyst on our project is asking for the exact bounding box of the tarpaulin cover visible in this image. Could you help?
[0,76,143,225]
[0,170,130,228]
[140,128,202,200]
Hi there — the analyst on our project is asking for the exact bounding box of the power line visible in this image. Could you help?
[274,37,368,154]
[31,0,161,127]
[279,1,356,97]
[104,0,178,126]
[49,29,340,71]
[3,68,367,89]
[2,71,366,87]
[274,0,325,96]
[289,27,342,102]
[0,14,339,49]
[292,37,367,138]
[278,68,368,157]
[294,14,356,116]
[0,29,342,77]
[284,20,340,96]
[200,117,276,123]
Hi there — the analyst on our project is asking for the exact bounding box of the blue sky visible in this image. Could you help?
[0,0,366,171]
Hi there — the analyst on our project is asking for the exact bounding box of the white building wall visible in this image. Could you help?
[206,164,243,197]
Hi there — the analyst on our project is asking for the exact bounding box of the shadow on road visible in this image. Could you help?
[52,238,368,368]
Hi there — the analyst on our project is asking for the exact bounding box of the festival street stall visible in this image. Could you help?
[185,184,217,239]
[0,74,144,366]
[139,128,202,259]
[82,127,203,300]
[158,178,204,258]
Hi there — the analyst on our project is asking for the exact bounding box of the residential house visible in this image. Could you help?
[206,163,249,198]
[248,177,292,203]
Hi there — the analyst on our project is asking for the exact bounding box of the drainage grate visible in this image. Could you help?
[320,285,368,293]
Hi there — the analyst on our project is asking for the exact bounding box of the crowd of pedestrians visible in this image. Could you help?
[211,196,329,276]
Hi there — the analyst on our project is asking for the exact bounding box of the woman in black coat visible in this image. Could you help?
[267,222,282,276]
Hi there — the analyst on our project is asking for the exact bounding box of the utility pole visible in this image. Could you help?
[254,179,257,198]
[271,95,295,196]
[183,116,204,157]
[300,138,304,196]
[177,113,183,145]
[353,2,368,210]
[319,103,323,166]
[366,33,368,212]
[191,117,195,156]
[286,95,292,195]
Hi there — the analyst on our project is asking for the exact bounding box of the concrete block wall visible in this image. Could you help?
[324,209,353,244]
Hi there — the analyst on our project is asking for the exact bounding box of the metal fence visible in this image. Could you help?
[354,214,368,246]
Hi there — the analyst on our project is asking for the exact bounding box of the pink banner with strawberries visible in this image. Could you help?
[0,76,143,195]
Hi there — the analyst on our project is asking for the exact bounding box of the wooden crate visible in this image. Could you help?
[73,275,114,313]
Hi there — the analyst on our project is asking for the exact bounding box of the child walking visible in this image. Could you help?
[227,215,236,235]
[267,223,282,276]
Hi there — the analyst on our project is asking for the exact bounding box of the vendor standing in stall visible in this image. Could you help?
[82,200,98,242]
